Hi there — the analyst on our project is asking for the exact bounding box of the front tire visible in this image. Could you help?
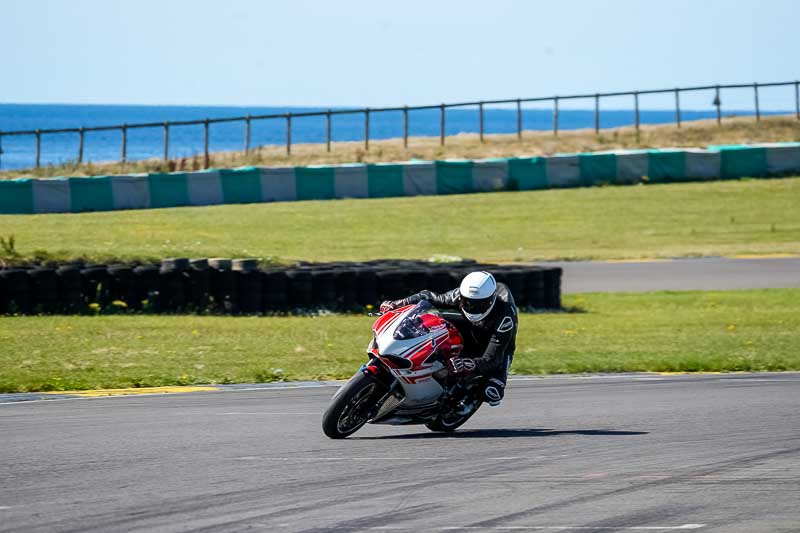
[322,372,380,439]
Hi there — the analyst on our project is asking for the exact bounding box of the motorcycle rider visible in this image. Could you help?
[380,271,518,407]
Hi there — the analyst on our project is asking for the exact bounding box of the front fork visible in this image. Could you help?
[359,357,401,420]
[360,357,395,386]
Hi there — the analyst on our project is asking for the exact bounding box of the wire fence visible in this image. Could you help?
[1,80,799,170]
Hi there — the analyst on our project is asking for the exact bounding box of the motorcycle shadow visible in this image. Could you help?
[353,428,649,440]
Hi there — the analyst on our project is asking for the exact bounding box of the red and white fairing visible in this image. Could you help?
[370,302,463,406]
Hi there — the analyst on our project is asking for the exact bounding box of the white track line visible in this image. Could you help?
[373,526,705,531]
[234,456,528,461]
[279,525,706,531]
[217,412,320,415]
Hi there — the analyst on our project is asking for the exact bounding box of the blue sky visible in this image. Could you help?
[2,0,798,109]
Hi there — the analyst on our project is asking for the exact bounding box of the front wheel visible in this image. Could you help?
[425,400,482,432]
[322,372,380,439]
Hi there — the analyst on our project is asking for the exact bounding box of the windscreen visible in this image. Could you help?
[392,300,434,340]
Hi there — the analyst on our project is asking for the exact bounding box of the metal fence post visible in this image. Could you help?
[553,97,559,136]
[163,122,170,161]
[326,109,332,152]
[203,119,210,168]
[714,86,722,126]
[121,125,128,164]
[674,89,681,128]
[516,99,522,139]
[78,127,84,164]
[594,94,600,134]
[795,81,800,120]
[35,130,41,168]
[286,114,292,155]
[634,92,640,133]
[754,82,761,122]
[365,108,370,151]
[440,104,445,146]
[479,102,485,142]
[403,106,409,148]
[245,115,251,154]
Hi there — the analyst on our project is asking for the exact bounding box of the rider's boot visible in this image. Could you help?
[483,378,505,407]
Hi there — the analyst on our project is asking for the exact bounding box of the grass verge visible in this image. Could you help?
[1,177,799,265]
[1,289,797,393]
[2,115,799,180]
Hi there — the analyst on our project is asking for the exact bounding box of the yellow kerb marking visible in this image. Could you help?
[43,386,219,397]
[729,253,800,260]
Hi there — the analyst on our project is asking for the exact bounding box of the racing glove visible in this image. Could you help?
[380,301,398,313]
[447,357,478,375]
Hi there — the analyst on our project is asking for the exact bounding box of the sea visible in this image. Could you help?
[0,104,774,171]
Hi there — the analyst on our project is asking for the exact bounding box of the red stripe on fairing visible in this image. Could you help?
[398,337,430,356]
[405,330,451,370]
[378,305,416,335]
[396,374,416,384]
[403,329,447,354]
[374,313,401,336]
[408,349,433,366]
[375,305,415,335]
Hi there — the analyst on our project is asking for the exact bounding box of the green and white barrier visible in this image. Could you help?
[2,142,799,214]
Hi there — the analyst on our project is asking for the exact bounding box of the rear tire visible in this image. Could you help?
[322,372,379,439]
[425,401,482,432]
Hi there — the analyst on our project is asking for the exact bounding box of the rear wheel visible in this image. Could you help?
[322,372,380,439]
[425,399,482,432]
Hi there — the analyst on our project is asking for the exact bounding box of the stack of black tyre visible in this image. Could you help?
[0,259,561,315]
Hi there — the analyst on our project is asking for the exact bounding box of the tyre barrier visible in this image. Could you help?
[0,268,31,314]
[0,259,562,315]
[209,259,237,314]
[29,268,59,313]
[133,265,159,310]
[188,259,211,311]
[108,265,135,310]
[286,269,313,309]
[57,265,84,313]
[237,269,263,314]
[355,268,378,306]
[0,272,5,314]
[159,261,188,312]
[81,265,111,309]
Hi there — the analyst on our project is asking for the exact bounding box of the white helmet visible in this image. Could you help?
[459,271,498,323]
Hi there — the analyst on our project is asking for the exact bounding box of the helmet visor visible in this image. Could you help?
[461,295,495,318]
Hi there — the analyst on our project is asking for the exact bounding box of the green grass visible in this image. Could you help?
[1,289,797,393]
[1,177,800,265]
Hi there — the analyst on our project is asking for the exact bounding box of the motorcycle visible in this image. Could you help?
[322,300,483,439]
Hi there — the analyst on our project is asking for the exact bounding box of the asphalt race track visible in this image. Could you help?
[549,256,800,293]
[1,373,799,532]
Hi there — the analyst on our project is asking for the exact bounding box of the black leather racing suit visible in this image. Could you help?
[390,282,518,403]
